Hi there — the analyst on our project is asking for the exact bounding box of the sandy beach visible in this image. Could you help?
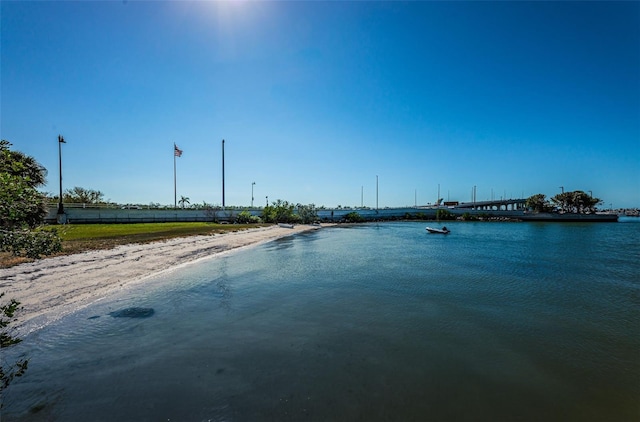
[0,224,321,334]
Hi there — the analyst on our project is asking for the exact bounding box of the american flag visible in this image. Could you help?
[174,144,183,157]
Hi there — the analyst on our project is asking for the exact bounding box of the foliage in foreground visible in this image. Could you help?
[0,229,62,258]
[1,140,62,258]
[0,293,28,396]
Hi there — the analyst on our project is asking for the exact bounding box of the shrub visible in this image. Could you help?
[344,212,364,223]
[435,209,455,220]
[0,229,62,258]
[235,210,261,224]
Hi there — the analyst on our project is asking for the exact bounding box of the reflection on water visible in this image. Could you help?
[4,222,639,421]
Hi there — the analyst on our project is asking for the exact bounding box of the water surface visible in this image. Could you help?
[4,221,639,421]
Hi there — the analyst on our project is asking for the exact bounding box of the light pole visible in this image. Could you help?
[376,175,379,211]
[57,135,65,215]
[221,139,225,208]
[266,195,269,207]
[251,182,256,207]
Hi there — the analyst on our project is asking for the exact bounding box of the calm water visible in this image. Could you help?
[4,220,639,421]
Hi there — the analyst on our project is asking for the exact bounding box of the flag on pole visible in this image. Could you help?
[174,144,183,157]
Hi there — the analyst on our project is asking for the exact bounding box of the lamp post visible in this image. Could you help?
[57,135,66,215]
[251,182,256,208]
[221,139,225,208]
[266,195,269,207]
[376,175,379,211]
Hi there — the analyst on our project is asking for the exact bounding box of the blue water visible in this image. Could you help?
[4,220,640,421]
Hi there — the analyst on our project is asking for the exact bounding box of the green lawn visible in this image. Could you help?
[1,222,269,268]
[50,222,265,241]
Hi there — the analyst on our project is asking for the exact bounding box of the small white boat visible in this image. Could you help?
[278,223,295,229]
[426,226,450,234]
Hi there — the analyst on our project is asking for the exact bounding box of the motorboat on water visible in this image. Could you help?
[426,226,450,234]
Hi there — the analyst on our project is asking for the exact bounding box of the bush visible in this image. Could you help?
[297,204,319,224]
[0,293,29,395]
[344,212,365,223]
[235,210,261,224]
[0,229,62,258]
[435,209,455,220]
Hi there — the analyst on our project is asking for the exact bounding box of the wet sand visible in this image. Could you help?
[0,224,321,334]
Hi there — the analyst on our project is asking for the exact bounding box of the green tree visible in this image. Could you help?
[551,190,602,214]
[0,140,62,258]
[296,203,319,224]
[262,199,300,224]
[63,186,105,204]
[526,194,552,213]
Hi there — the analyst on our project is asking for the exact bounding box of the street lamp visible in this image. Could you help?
[57,135,66,215]
[251,182,256,208]
[266,195,269,207]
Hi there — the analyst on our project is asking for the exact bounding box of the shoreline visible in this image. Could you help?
[0,224,322,335]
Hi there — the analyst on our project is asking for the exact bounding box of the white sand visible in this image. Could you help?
[0,224,321,334]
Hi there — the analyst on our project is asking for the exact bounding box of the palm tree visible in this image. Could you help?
[1,140,47,187]
[178,196,190,209]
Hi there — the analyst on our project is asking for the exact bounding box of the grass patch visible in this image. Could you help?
[1,222,269,268]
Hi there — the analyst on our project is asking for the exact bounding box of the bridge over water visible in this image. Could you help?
[454,198,528,211]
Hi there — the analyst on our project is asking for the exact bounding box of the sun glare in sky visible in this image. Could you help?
[1,1,638,208]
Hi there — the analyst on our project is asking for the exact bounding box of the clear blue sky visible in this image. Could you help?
[2,1,639,209]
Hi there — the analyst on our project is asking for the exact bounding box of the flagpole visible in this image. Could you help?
[174,143,177,209]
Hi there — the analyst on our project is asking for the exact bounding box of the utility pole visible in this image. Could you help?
[57,135,65,215]
[222,139,225,208]
[252,182,256,207]
[376,175,379,211]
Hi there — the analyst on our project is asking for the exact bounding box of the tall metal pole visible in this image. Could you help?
[376,175,379,211]
[57,135,65,215]
[252,182,255,207]
[222,139,225,208]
